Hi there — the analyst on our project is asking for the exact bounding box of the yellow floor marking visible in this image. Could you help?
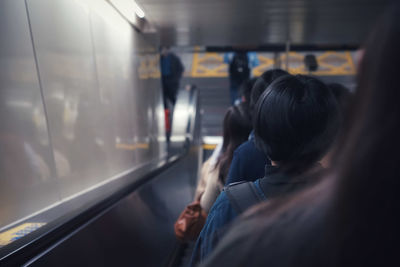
[190,51,356,77]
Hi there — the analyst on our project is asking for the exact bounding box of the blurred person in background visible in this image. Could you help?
[224,51,259,105]
[160,47,184,141]
[160,46,184,107]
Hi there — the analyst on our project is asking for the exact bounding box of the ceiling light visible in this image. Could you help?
[109,0,145,26]
[132,1,145,18]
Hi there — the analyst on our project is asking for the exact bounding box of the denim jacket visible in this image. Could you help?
[190,165,321,266]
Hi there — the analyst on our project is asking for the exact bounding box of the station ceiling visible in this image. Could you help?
[136,0,392,47]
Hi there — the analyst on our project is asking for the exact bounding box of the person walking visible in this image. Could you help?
[224,51,259,105]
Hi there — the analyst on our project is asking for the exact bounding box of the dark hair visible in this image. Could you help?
[249,69,288,119]
[240,77,258,103]
[215,104,252,184]
[254,74,339,172]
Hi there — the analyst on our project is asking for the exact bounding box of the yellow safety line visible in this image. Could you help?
[203,144,217,150]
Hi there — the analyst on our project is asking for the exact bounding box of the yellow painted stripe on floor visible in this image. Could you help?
[190,51,356,77]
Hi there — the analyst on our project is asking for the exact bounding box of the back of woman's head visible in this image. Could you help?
[254,74,339,172]
[217,104,252,183]
[249,69,289,119]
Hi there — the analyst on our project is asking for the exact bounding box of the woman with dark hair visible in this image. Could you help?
[191,74,340,266]
[202,3,400,267]
[200,104,252,213]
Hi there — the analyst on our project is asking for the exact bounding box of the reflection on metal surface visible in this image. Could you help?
[0,0,60,230]
[28,0,111,198]
[26,0,166,199]
[138,55,161,79]
[0,0,166,249]
[190,51,356,77]
[0,223,46,247]
[116,143,150,151]
[170,86,199,153]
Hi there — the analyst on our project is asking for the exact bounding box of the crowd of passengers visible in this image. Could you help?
[180,3,400,266]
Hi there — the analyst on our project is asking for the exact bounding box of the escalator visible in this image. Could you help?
[0,86,202,267]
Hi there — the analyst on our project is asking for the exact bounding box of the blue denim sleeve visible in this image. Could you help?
[226,150,241,185]
[190,192,238,266]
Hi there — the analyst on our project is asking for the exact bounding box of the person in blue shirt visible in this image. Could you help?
[190,74,340,266]
[226,69,289,185]
[224,51,259,105]
[160,47,184,107]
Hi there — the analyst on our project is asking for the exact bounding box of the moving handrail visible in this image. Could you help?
[169,85,200,153]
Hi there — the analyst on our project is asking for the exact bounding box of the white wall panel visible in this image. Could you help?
[0,0,60,230]
[26,0,165,199]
